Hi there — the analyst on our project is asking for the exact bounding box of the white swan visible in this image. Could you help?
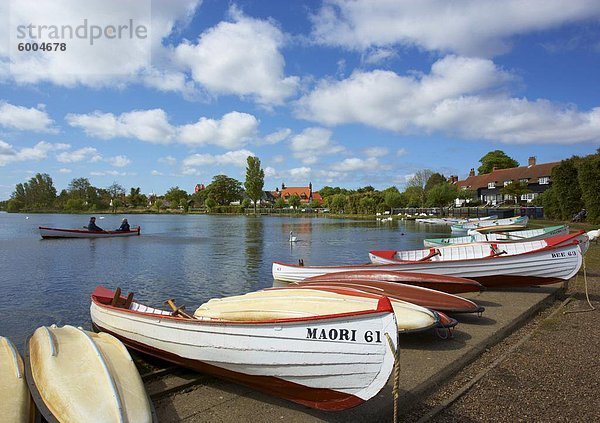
[587,229,600,244]
[289,231,298,243]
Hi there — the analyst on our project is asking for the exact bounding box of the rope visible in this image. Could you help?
[564,255,596,314]
[385,332,401,423]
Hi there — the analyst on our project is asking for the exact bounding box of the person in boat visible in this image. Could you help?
[86,216,103,231]
[116,218,130,232]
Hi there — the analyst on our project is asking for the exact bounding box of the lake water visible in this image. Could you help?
[0,212,449,350]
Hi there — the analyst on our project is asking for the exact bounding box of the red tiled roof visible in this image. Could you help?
[271,186,320,203]
[457,162,559,190]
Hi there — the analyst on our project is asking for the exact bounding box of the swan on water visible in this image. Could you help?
[289,231,298,243]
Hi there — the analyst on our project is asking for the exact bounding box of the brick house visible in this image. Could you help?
[271,182,322,204]
[456,157,559,205]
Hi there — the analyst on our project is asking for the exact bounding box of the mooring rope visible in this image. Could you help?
[385,332,401,423]
[564,255,596,314]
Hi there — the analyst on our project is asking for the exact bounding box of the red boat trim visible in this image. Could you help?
[91,286,394,326]
[39,226,140,235]
[92,323,364,411]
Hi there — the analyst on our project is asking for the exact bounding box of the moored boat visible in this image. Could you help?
[195,287,440,333]
[368,232,586,288]
[90,286,398,411]
[25,325,154,423]
[416,215,497,225]
[450,216,529,233]
[39,226,141,239]
[290,280,484,314]
[424,225,569,247]
[0,336,34,423]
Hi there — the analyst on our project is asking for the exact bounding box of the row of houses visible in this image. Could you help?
[192,156,558,207]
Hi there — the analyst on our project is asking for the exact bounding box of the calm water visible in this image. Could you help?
[0,212,449,350]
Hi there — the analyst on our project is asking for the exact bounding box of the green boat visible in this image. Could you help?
[423,225,569,247]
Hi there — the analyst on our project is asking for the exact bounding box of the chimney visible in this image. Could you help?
[448,175,458,184]
[469,168,475,177]
[528,156,536,167]
[309,182,312,192]
[281,183,286,190]
[275,187,279,192]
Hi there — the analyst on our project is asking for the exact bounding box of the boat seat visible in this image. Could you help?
[110,287,135,309]
[419,248,441,261]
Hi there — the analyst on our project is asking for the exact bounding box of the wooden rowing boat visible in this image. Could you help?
[424,225,569,247]
[415,215,497,225]
[195,287,440,333]
[301,270,484,293]
[39,226,141,239]
[450,216,529,233]
[0,337,34,423]
[90,286,398,411]
[367,232,586,288]
[290,280,484,314]
[25,325,155,422]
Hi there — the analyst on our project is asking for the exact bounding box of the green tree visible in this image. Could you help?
[206,175,243,205]
[241,198,251,209]
[274,197,286,209]
[424,173,446,191]
[552,158,583,220]
[164,186,189,209]
[68,177,92,200]
[205,198,217,211]
[426,183,458,209]
[500,181,530,204]
[309,199,322,209]
[107,182,125,212]
[288,194,301,209]
[576,153,600,223]
[384,190,404,211]
[477,150,519,174]
[190,189,208,208]
[404,186,424,207]
[359,196,377,214]
[10,173,57,210]
[406,170,434,206]
[127,187,147,207]
[329,194,347,214]
[244,156,265,214]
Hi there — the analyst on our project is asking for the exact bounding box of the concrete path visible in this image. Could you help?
[153,283,564,423]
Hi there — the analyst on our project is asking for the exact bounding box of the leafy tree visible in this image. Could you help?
[274,197,286,209]
[205,198,217,211]
[164,186,189,208]
[127,187,147,207]
[424,173,446,191]
[206,175,243,205]
[404,186,424,207]
[426,183,458,209]
[456,188,476,204]
[356,185,375,193]
[477,150,519,174]
[68,177,92,199]
[190,189,208,208]
[329,194,347,214]
[500,181,530,204]
[10,173,57,210]
[384,190,404,211]
[244,156,265,214]
[154,198,163,213]
[107,182,125,212]
[288,194,301,209]
[309,199,322,209]
[406,170,433,206]
[241,198,251,209]
[552,158,583,220]
[359,196,377,214]
[576,153,600,223]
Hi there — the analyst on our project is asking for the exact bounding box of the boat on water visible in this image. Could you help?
[25,324,155,423]
[195,287,442,333]
[424,225,569,247]
[0,336,34,423]
[90,286,398,411]
[39,226,141,239]
[302,270,484,293]
[367,232,587,288]
[450,216,528,233]
[290,280,484,314]
[416,215,497,225]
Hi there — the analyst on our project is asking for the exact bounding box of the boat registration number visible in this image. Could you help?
[306,328,382,343]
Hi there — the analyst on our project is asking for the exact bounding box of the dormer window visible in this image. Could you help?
[504,180,512,186]
[538,176,550,185]
[487,182,496,189]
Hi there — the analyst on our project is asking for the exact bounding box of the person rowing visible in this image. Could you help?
[116,218,130,232]
[86,216,103,232]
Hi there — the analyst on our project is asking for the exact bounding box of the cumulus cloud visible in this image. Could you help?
[397,148,407,157]
[0,140,69,166]
[66,109,175,144]
[58,168,72,173]
[56,147,102,163]
[106,155,131,167]
[260,128,292,145]
[310,0,600,56]
[296,56,600,144]
[175,6,299,105]
[158,156,177,165]
[0,101,56,132]
[289,127,345,164]
[182,149,254,173]
[332,157,380,172]
[178,112,259,148]
[364,147,388,158]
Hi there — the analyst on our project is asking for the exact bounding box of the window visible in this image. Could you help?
[521,193,537,200]
[487,182,496,189]
[538,176,550,185]
[504,180,512,186]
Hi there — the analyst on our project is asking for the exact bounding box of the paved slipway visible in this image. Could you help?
[145,255,599,422]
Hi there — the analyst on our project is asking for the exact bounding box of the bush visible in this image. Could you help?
[577,154,600,223]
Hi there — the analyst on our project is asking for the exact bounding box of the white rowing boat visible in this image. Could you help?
[25,325,154,422]
[450,216,528,233]
[194,287,440,333]
[90,286,398,411]
[416,215,497,225]
[0,336,33,423]
[424,225,569,247]
[39,226,141,239]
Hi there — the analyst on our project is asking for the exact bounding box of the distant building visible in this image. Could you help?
[457,156,559,205]
[194,184,205,193]
[271,182,322,204]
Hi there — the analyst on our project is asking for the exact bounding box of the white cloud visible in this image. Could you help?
[260,128,292,145]
[175,6,299,105]
[182,149,254,173]
[272,155,285,164]
[264,166,278,177]
[1,0,200,89]
[289,127,344,164]
[151,170,164,176]
[288,167,312,180]
[0,101,56,132]
[310,0,600,56]
[58,168,72,173]
[106,155,131,167]
[397,148,407,157]
[56,147,101,163]
[90,170,135,176]
[0,140,69,166]
[66,109,176,144]
[296,56,600,144]
[158,156,177,165]
[364,147,388,158]
[333,157,380,172]
[178,112,259,148]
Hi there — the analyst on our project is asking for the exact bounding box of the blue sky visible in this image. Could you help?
[1,0,599,200]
